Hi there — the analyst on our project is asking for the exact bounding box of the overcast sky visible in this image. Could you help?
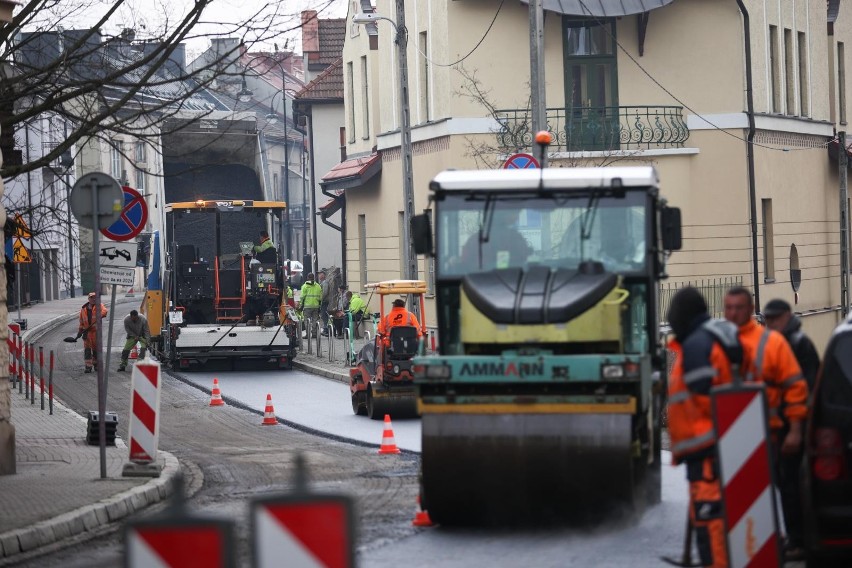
[42,0,349,57]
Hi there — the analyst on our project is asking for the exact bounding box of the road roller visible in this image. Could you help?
[350,280,428,419]
[410,166,682,525]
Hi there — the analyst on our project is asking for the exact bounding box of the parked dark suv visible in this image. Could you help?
[801,316,852,567]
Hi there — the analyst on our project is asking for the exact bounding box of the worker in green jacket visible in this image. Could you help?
[253,230,276,263]
[299,273,323,338]
[347,290,370,338]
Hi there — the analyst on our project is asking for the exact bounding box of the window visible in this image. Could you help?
[110,140,123,179]
[437,192,647,276]
[419,31,430,123]
[360,56,370,139]
[784,29,795,114]
[769,26,780,113]
[399,211,405,276]
[135,141,145,163]
[840,42,847,124]
[798,32,809,117]
[347,61,355,143]
[358,214,367,289]
[563,18,619,151]
[135,168,146,191]
[762,198,775,281]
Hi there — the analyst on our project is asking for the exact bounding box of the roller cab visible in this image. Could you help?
[412,167,682,525]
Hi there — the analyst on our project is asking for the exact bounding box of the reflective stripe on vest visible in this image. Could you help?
[747,328,772,382]
[683,366,717,386]
[669,390,690,404]
[672,429,716,456]
[781,374,805,389]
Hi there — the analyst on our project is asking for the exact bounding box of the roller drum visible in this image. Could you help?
[421,412,643,525]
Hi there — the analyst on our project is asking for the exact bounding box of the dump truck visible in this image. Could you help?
[143,199,296,370]
[410,166,682,525]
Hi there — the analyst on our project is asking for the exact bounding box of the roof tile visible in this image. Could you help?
[295,58,343,101]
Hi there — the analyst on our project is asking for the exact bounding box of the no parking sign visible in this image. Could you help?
[102,185,148,241]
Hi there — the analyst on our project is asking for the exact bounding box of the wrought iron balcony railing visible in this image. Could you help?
[495,105,689,153]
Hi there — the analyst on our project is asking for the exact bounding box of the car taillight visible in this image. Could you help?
[813,427,846,481]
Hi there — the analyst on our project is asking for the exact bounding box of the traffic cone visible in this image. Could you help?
[378,414,401,455]
[129,342,139,360]
[412,495,434,527]
[209,378,225,406]
[262,394,277,425]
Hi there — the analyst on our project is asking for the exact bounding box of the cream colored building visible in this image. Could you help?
[337,0,852,349]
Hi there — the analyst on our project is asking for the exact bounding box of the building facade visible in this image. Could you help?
[337,0,852,349]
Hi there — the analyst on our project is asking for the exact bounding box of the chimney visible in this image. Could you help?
[301,11,319,54]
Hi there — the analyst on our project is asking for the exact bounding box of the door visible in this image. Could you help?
[563,19,620,151]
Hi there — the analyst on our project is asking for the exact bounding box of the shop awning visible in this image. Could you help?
[320,152,382,192]
[519,0,674,17]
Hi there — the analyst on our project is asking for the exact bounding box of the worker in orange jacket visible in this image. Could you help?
[724,286,808,560]
[78,292,108,373]
[668,287,743,568]
[378,297,422,340]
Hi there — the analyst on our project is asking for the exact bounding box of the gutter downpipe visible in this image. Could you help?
[737,0,761,313]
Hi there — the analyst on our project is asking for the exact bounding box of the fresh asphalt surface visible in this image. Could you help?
[175,366,422,452]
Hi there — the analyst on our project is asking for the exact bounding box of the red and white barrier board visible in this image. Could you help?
[252,494,355,568]
[125,518,235,567]
[713,384,781,568]
[128,359,162,464]
[7,323,20,375]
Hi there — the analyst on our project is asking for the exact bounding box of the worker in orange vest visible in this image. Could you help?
[668,287,743,567]
[377,297,421,340]
[723,286,808,560]
[78,292,108,373]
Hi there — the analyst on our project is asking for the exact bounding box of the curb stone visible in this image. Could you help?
[0,451,179,560]
[292,359,349,384]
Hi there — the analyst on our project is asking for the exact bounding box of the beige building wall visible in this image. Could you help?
[339,0,852,347]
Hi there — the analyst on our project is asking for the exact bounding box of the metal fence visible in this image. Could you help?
[495,105,690,153]
[659,277,744,324]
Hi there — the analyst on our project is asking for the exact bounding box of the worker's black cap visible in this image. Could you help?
[762,299,792,317]
[667,286,707,340]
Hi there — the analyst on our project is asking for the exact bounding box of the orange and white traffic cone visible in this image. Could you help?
[209,378,225,406]
[378,414,401,455]
[412,495,434,527]
[262,394,277,425]
[129,342,139,360]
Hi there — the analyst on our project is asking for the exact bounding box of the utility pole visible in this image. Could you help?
[840,131,850,316]
[396,0,418,303]
[529,0,547,167]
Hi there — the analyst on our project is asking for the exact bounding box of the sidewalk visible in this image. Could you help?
[0,294,180,561]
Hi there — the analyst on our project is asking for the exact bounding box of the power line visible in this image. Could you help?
[410,0,505,68]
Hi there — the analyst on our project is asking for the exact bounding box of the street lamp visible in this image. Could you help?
[353,6,419,311]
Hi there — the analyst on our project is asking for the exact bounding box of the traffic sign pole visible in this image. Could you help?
[91,176,108,480]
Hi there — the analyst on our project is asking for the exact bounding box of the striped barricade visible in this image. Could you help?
[712,384,782,568]
[123,358,163,477]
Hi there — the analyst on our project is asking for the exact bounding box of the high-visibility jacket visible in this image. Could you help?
[738,320,808,429]
[253,237,274,254]
[378,306,421,337]
[79,302,108,333]
[668,318,741,464]
[348,293,369,316]
[299,281,322,308]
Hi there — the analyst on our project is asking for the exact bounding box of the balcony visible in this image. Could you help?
[495,106,689,153]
